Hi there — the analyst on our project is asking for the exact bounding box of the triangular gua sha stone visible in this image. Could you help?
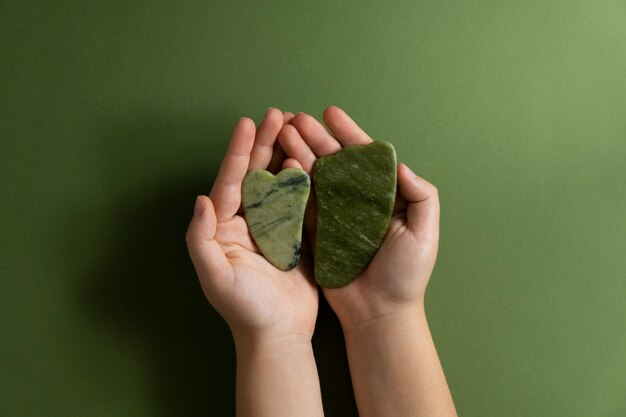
[313,141,397,288]
[242,168,310,271]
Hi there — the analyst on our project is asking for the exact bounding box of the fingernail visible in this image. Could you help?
[266,107,275,114]
[194,196,205,217]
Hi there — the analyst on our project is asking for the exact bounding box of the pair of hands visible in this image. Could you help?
[186,106,440,346]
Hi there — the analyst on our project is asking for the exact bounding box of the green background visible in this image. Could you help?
[2,1,625,416]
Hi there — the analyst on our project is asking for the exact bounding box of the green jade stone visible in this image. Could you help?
[313,141,397,288]
[242,168,310,271]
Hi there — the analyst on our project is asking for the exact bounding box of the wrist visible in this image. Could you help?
[232,326,324,417]
[232,329,314,357]
[340,301,426,339]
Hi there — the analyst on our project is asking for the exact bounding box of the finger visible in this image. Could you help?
[209,117,256,221]
[397,163,440,242]
[290,112,342,156]
[185,196,233,292]
[282,157,303,169]
[249,107,284,170]
[322,105,373,146]
[264,112,296,173]
[283,111,295,124]
[277,124,317,173]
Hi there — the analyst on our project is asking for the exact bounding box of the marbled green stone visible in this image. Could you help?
[313,141,397,288]
[242,168,310,271]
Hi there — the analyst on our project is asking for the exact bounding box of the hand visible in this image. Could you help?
[278,106,440,330]
[185,108,319,345]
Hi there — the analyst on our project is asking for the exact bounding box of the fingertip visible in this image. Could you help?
[266,107,283,120]
[395,168,440,240]
[397,164,439,205]
[396,164,412,195]
[235,117,256,144]
[322,105,372,145]
[283,158,303,170]
[283,111,295,124]
[187,196,218,244]
[193,195,217,225]
[323,105,341,117]
[260,108,283,133]
[291,112,320,131]
[238,116,256,129]
[289,112,308,130]
[278,123,300,141]
[229,117,256,155]
[398,162,417,180]
[194,195,206,217]
[291,111,308,122]
[194,195,215,217]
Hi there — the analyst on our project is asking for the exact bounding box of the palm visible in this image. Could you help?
[322,208,436,325]
[360,214,434,302]
[213,214,317,336]
[187,108,319,340]
[279,106,440,326]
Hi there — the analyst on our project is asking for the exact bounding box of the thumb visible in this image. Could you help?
[397,163,440,244]
[185,195,233,292]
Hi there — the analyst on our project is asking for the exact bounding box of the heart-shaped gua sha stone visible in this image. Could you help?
[242,168,310,271]
[313,141,397,288]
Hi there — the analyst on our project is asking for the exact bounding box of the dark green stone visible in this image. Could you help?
[313,141,397,288]
[242,168,310,270]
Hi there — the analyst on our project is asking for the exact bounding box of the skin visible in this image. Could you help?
[186,105,457,417]
[281,106,458,417]
[185,108,324,417]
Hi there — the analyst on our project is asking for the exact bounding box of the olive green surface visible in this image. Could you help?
[242,168,310,271]
[314,141,397,288]
[2,1,626,416]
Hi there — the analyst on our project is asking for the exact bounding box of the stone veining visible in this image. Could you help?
[242,168,310,271]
